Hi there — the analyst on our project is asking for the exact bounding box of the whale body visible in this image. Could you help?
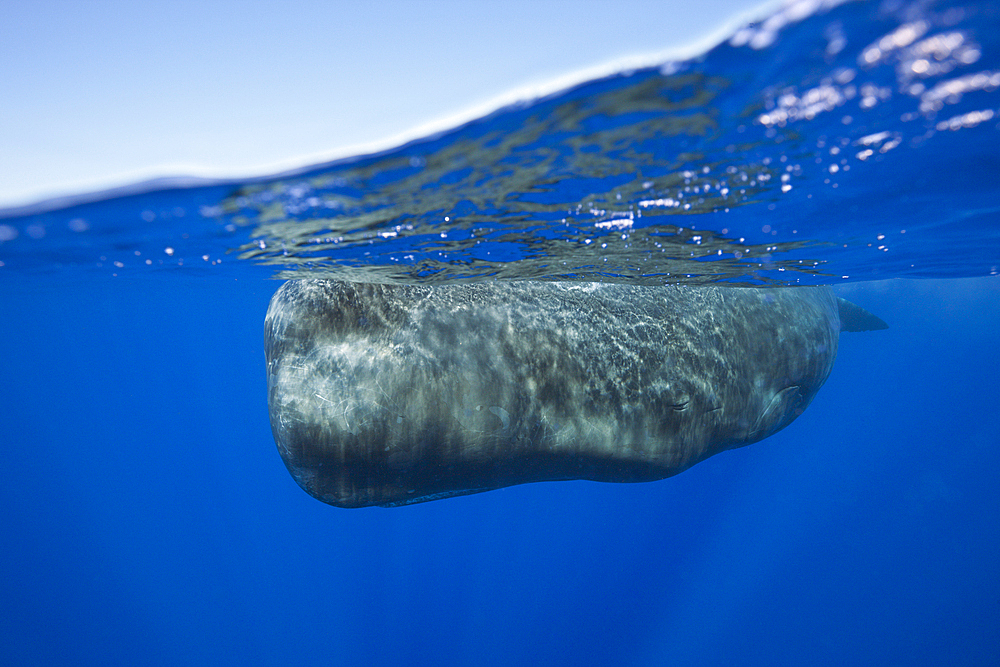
[264,280,883,508]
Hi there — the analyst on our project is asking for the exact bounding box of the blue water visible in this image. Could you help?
[2,0,998,665]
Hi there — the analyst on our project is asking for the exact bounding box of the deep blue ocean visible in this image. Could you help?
[2,0,998,664]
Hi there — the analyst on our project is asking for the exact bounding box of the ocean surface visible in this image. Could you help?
[2,0,998,664]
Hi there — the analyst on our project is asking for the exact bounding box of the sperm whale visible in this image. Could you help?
[264,279,885,507]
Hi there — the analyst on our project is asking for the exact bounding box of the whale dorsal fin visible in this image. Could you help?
[837,297,888,332]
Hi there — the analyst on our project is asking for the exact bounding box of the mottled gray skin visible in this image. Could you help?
[265,280,840,508]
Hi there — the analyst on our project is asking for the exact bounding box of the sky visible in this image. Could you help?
[0,0,774,209]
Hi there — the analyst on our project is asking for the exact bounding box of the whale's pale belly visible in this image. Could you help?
[264,280,841,507]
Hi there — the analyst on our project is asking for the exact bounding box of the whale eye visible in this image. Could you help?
[662,379,693,412]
